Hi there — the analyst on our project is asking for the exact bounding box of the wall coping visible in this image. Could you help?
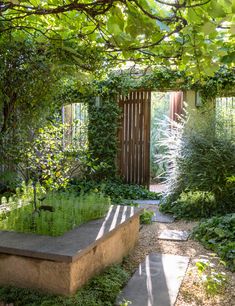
[0,205,143,263]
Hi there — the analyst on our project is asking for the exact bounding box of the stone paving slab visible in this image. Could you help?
[116,253,189,306]
[158,230,190,241]
[128,201,175,223]
[132,200,160,205]
[131,204,175,223]
[151,208,175,223]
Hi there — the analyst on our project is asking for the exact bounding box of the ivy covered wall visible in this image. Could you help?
[87,94,120,179]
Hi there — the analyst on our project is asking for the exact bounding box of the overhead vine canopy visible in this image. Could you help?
[0,0,234,79]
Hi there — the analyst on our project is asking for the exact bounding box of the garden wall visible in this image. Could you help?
[184,90,215,132]
[0,205,142,295]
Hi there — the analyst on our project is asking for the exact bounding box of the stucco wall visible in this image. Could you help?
[183,90,215,133]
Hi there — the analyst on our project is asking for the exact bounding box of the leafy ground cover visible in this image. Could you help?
[70,179,160,203]
[0,191,110,236]
[195,258,228,296]
[0,264,129,306]
[192,214,235,272]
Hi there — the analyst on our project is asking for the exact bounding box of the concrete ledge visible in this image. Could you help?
[0,205,142,295]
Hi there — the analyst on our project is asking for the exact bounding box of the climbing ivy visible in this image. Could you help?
[199,68,235,101]
[87,94,120,179]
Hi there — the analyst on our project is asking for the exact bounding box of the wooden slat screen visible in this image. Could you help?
[118,90,151,187]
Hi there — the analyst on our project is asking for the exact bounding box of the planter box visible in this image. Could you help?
[0,205,142,295]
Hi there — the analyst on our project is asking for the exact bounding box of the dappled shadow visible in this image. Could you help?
[0,205,139,262]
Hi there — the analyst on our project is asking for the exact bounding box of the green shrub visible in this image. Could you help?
[177,137,234,212]
[140,209,154,224]
[160,191,217,219]
[192,214,235,271]
[0,264,130,306]
[0,191,110,236]
[159,112,235,218]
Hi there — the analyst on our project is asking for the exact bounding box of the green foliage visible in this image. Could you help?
[161,191,217,220]
[70,179,159,203]
[0,37,64,189]
[0,118,89,193]
[0,1,234,78]
[100,181,159,203]
[192,214,235,271]
[0,182,42,221]
[119,300,132,306]
[0,171,21,196]
[20,120,85,190]
[0,190,110,236]
[159,111,235,219]
[140,209,154,225]
[0,37,58,137]
[0,264,129,306]
[181,138,234,205]
[200,68,235,101]
[196,259,228,295]
[87,93,121,180]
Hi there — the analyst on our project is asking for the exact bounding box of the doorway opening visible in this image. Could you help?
[118,90,183,191]
[150,91,183,192]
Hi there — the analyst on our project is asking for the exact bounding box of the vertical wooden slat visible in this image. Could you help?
[130,92,134,183]
[142,92,146,186]
[128,93,133,183]
[118,90,151,186]
[132,92,135,183]
[139,91,144,185]
[123,95,126,178]
[136,96,140,184]
[146,91,151,187]
[126,95,130,182]
[143,91,147,185]
[135,94,139,184]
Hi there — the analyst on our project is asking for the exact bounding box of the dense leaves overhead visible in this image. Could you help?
[0,0,234,77]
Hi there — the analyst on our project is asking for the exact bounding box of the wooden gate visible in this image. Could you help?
[118,90,151,187]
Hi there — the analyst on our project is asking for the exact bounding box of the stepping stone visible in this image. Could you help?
[131,200,161,205]
[158,230,190,241]
[116,253,189,306]
[151,209,175,223]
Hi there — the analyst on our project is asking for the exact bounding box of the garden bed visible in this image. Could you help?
[0,205,142,295]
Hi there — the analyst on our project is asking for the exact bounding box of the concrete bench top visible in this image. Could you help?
[0,205,142,263]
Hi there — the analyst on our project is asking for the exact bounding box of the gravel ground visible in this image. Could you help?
[123,219,235,306]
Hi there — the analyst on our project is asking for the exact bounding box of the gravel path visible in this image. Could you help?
[123,220,235,306]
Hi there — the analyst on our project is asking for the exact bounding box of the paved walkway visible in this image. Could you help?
[149,183,167,193]
[117,253,189,306]
[117,200,190,306]
[131,200,160,205]
[134,200,175,223]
